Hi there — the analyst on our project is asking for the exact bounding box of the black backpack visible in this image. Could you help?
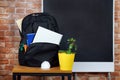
[18,13,60,67]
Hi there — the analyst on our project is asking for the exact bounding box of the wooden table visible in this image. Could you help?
[12,65,72,80]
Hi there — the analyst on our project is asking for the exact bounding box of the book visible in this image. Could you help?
[32,26,63,45]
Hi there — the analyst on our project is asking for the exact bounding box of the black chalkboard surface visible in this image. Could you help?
[43,0,114,72]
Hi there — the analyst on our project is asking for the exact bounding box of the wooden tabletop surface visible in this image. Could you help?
[12,65,72,74]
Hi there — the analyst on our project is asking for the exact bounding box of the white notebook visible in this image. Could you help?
[32,26,63,45]
[15,18,23,32]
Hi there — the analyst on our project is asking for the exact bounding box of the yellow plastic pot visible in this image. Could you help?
[58,53,75,70]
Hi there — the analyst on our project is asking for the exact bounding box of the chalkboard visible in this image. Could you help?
[43,0,114,72]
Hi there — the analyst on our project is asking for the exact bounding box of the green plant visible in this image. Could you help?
[59,38,77,54]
